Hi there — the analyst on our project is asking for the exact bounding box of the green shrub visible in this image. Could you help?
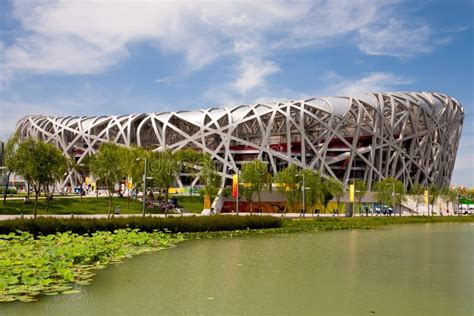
[0,215,282,236]
[0,187,17,195]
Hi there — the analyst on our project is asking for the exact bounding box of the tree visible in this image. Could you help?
[303,169,323,215]
[89,143,127,217]
[149,150,178,217]
[198,155,221,204]
[441,186,458,215]
[2,133,20,206]
[43,149,68,212]
[374,178,405,216]
[321,177,336,214]
[121,146,149,207]
[13,139,67,218]
[67,154,93,203]
[354,179,367,216]
[240,160,271,214]
[274,164,301,214]
[409,182,424,215]
[427,184,442,216]
[327,177,344,216]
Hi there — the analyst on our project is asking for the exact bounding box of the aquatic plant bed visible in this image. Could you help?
[1,216,472,303]
[0,229,183,302]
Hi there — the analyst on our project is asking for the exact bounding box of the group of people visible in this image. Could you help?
[146,194,179,211]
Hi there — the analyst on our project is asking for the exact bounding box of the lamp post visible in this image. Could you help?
[296,172,306,218]
[136,157,148,216]
[386,182,395,216]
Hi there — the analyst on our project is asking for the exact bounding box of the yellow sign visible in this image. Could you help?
[169,187,185,194]
[349,184,355,202]
[424,190,429,205]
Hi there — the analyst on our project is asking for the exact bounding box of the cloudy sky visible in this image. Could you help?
[0,0,472,186]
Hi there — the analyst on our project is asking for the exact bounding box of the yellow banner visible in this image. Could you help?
[424,190,429,205]
[349,184,355,202]
[232,174,238,198]
[204,194,211,209]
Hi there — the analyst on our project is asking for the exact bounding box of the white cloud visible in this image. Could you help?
[233,59,280,95]
[357,19,431,58]
[1,0,435,82]
[321,72,412,96]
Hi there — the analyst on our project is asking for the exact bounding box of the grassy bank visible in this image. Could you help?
[0,195,204,215]
[281,215,474,232]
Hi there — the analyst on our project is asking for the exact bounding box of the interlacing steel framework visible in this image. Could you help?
[16,92,463,190]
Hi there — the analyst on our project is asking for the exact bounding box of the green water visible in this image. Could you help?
[2,223,473,315]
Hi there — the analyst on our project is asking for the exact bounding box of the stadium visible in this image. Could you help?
[16,91,463,192]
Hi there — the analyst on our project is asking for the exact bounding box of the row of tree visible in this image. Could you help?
[2,135,464,217]
[241,162,461,216]
[3,137,222,218]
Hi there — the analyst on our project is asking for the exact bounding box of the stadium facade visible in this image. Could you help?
[16,92,463,190]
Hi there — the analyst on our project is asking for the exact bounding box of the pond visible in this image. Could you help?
[2,223,473,315]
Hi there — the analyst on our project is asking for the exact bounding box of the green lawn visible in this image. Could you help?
[0,195,204,215]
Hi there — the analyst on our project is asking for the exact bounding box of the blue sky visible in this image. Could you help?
[0,0,472,186]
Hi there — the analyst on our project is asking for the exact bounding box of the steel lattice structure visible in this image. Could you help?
[16,91,463,189]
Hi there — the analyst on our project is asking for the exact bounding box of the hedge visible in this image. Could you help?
[0,215,282,235]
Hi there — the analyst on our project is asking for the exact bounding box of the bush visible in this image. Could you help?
[0,215,282,236]
[0,187,17,195]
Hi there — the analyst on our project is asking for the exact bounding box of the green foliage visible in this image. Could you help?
[0,196,144,215]
[321,177,342,213]
[149,150,178,199]
[409,182,425,213]
[199,155,221,201]
[3,132,20,174]
[354,180,367,203]
[0,195,204,215]
[440,186,458,211]
[0,187,17,195]
[175,148,204,169]
[89,143,127,215]
[0,229,181,302]
[373,178,406,209]
[175,195,204,213]
[328,178,345,209]
[121,146,149,188]
[0,215,282,236]
[302,169,323,213]
[12,138,68,217]
[281,215,474,232]
[274,164,301,213]
[240,160,271,213]
[427,184,442,216]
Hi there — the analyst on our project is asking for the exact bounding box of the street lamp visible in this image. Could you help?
[296,172,307,218]
[386,182,396,216]
[136,157,148,216]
